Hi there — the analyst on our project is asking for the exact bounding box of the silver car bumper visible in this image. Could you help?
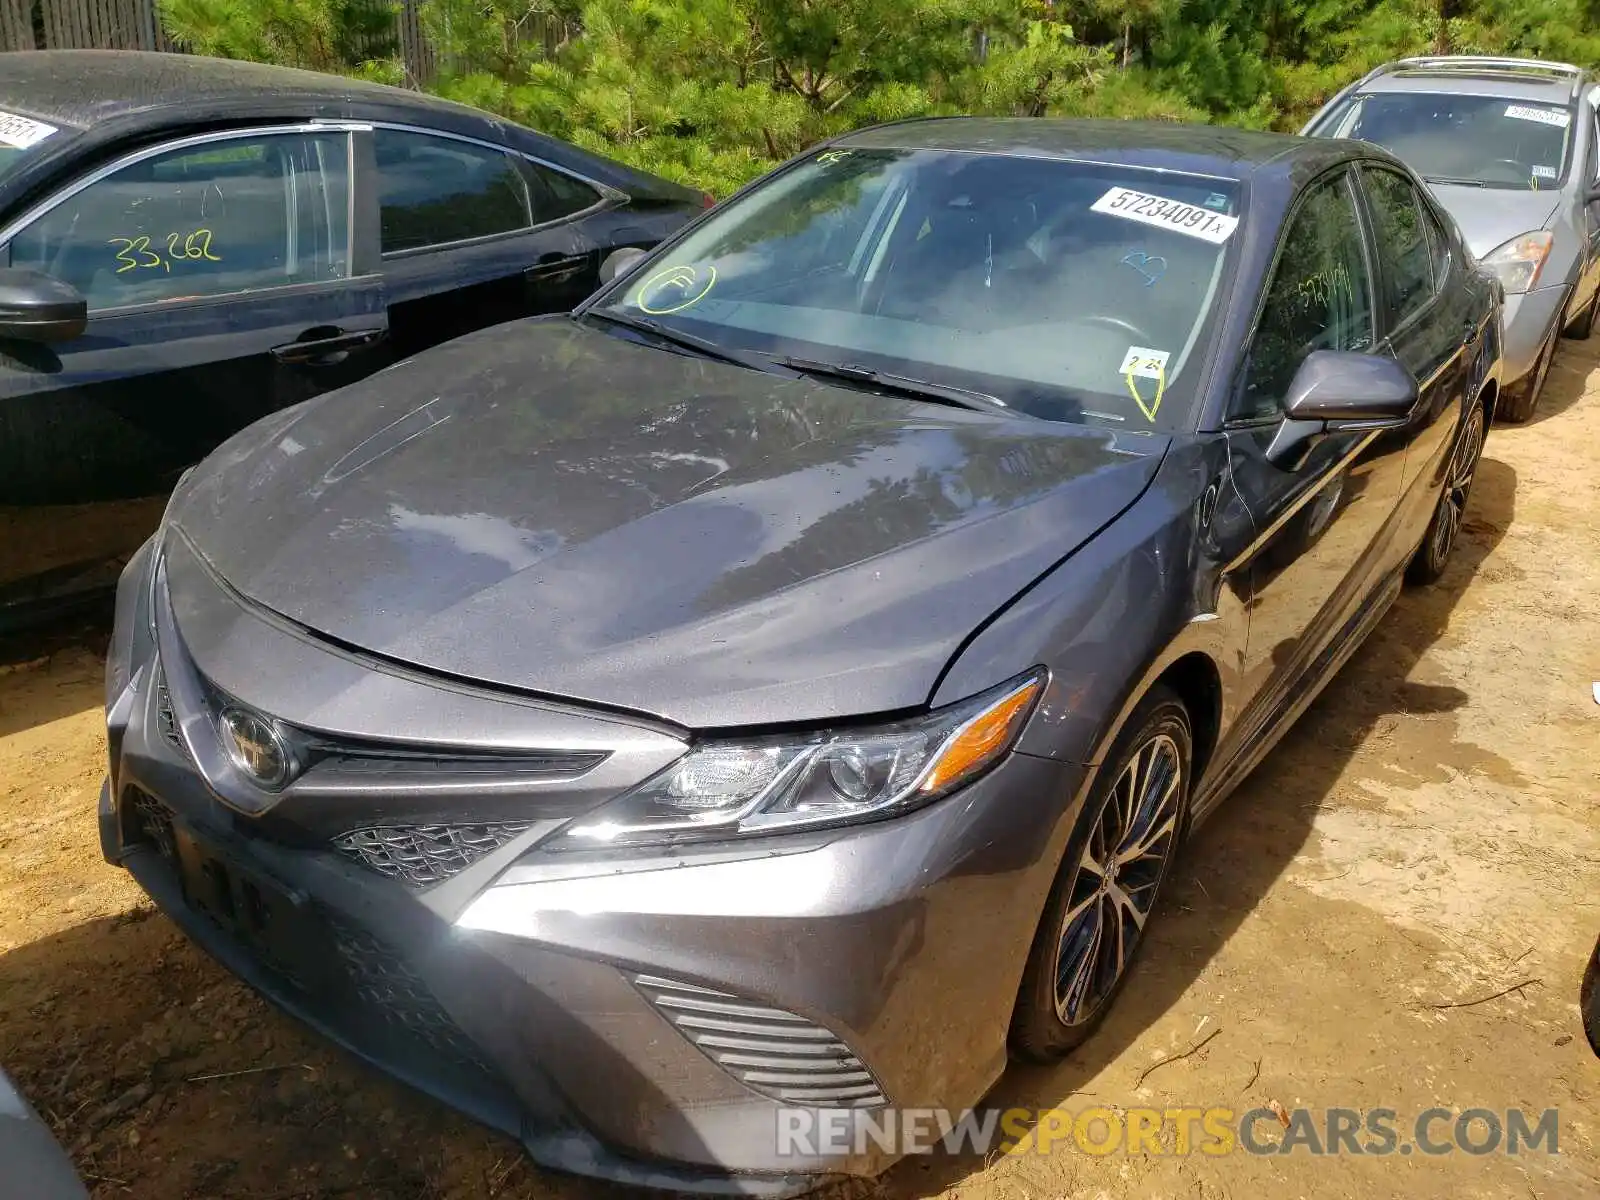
[101,538,1088,1190]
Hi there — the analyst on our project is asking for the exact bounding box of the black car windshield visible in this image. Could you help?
[1332,92,1573,190]
[593,149,1243,430]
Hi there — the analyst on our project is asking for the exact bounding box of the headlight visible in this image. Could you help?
[550,671,1044,849]
[1480,230,1553,294]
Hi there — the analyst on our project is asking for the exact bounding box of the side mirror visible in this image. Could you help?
[598,246,648,286]
[1267,350,1416,468]
[0,268,87,343]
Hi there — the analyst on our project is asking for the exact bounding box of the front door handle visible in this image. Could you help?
[271,327,387,365]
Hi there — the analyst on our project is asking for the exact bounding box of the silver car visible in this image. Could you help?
[1304,55,1600,420]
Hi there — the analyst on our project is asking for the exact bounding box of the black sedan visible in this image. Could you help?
[0,50,706,624]
[104,121,1503,1191]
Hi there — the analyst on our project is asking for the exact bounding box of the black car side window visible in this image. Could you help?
[1234,175,1375,421]
[5,132,350,312]
[375,129,532,254]
[1362,167,1436,326]
[526,162,602,224]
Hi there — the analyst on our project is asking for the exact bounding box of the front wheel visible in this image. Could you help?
[1500,327,1556,423]
[1010,687,1192,1062]
[1407,400,1486,586]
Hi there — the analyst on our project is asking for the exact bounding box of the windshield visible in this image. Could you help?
[592,149,1242,430]
[1332,92,1573,190]
[0,109,61,184]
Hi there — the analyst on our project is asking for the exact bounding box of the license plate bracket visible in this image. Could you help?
[172,823,336,996]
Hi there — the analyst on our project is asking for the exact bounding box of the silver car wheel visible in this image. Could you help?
[1053,732,1183,1025]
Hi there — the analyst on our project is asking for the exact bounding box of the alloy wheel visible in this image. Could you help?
[1429,406,1484,568]
[1053,733,1183,1025]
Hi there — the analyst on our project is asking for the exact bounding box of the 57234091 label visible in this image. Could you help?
[1091,187,1239,244]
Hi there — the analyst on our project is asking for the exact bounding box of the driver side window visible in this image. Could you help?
[1234,174,1375,421]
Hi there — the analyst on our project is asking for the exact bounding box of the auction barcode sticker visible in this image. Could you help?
[1505,104,1570,128]
[1091,187,1239,244]
[0,110,58,150]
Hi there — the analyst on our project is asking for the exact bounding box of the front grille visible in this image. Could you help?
[635,974,887,1107]
[127,787,176,862]
[326,914,492,1073]
[331,823,534,887]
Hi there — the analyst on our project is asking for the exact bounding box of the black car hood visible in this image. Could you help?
[169,318,1168,728]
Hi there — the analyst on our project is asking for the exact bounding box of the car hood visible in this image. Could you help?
[1429,184,1563,259]
[168,318,1167,729]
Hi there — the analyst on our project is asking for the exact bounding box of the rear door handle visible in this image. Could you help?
[271,327,386,365]
[525,255,590,286]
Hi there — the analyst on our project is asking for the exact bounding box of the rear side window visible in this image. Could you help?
[375,129,531,253]
[1362,167,1437,326]
[1235,174,1375,420]
[527,162,601,224]
[5,132,350,311]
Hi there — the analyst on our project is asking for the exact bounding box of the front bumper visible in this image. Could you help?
[101,549,1087,1190]
[1500,283,1568,386]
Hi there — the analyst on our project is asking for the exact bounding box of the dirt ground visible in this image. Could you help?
[2,344,1598,1200]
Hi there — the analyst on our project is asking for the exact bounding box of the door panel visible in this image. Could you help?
[379,222,592,360]
[1214,171,1411,754]
[0,278,385,606]
[1358,165,1471,564]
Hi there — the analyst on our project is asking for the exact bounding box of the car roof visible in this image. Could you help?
[834,117,1348,183]
[1354,57,1584,105]
[0,49,485,131]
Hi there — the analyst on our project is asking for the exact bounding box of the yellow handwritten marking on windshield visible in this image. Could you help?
[637,264,717,315]
[1124,359,1166,423]
[816,150,851,166]
[109,229,223,275]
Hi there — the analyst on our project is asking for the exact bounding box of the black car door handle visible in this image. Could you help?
[271,328,386,365]
[525,255,590,285]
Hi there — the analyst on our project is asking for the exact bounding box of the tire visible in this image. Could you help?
[1406,398,1486,586]
[1562,287,1597,341]
[1498,328,1555,423]
[1009,687,1192,1063]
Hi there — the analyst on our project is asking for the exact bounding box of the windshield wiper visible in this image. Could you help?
[1424,176,1487,188]
[777,356,1006,413]
[583,309,779,375]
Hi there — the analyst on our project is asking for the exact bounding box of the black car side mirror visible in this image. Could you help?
[0,268,87,343]
[1266,350,1417,468]
[598,246,649,286]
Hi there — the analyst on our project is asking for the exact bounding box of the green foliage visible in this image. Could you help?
[161,0,1600,193]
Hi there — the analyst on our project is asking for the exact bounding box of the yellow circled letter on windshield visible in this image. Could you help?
[637,264,718,315]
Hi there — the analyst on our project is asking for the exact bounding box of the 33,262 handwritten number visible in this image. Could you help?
[109,230,223,274]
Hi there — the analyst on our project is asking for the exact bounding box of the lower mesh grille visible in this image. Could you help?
[325,914,492,1072]
[127,787,177,862]
[331,823,533,887]
[635,974,886,1107]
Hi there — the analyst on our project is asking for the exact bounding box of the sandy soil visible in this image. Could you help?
[2,344,1598,1200]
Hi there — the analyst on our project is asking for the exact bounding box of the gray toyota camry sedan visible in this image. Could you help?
[102,120,1501,1191]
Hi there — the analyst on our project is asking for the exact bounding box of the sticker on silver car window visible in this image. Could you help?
[1091,187,1239,244]
[1504,104,1570,128]
[1532,165,1558,179]
[0,110,57,149]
